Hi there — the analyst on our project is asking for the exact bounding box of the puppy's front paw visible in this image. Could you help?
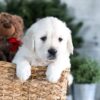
[16,65,31,82]
[46,71,61,83]
[17,71,31,82]
[46,74,60,83]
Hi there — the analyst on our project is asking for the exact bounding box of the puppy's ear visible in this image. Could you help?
[66,28,74,55]
[22,28,35,51]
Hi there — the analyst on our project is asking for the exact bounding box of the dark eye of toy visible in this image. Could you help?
[58,37,63,42]
[40,36,47,42]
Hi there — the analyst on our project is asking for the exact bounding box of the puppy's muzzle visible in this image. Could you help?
[48,48,57,60]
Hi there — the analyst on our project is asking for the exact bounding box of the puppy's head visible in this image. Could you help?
[23,17,74,62]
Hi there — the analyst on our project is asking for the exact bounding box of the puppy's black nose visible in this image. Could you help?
[48,48,57,56]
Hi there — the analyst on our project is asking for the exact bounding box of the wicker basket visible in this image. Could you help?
[0,61,69,100]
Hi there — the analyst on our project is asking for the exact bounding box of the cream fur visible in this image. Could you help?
[12,17,74,85]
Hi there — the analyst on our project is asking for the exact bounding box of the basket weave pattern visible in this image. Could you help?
[0,61,68,100]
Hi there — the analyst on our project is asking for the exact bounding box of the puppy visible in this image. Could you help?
[12,17,73,85]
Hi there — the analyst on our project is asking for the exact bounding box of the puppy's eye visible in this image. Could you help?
[58,37,63,42]
[40,36,47,42]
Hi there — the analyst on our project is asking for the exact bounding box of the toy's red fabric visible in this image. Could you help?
[7,37,22,52]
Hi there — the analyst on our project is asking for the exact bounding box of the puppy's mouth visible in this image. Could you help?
[47,55,56,60]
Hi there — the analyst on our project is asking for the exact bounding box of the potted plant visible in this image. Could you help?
[71,56,100,100]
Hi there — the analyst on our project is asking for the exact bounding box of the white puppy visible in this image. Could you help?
[12,17,73,85]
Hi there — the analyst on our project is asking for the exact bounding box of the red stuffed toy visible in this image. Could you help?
[0,12,24,61]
